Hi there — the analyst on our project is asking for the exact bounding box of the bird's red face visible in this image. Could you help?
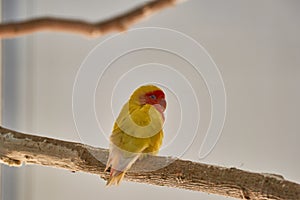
[140,90,167,112]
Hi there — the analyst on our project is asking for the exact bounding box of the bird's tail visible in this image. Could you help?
[106,168,125,186]
[105,144,141,186]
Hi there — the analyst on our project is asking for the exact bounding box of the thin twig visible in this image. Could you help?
[0,126,299,199]
[0,0,183,39]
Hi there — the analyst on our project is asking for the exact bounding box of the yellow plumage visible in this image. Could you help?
[105,85,166,186]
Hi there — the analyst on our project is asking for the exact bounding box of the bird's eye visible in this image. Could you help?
[149,94,156,99]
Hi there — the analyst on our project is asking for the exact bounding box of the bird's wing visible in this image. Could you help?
[106,103,163,185]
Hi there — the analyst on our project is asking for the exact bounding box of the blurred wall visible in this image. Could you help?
[1,1,300,200]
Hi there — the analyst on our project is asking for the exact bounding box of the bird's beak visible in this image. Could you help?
[159,99,167,111]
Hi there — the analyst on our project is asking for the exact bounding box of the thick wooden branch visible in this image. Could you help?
[0,0,184,39]
[0,126,299,199]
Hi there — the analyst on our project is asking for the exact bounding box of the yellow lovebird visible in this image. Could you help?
[105,85,167,186]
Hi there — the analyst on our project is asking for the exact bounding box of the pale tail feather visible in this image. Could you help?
[105,144,141,186]
[106,169,125,186]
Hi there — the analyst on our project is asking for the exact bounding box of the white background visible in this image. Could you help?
[1,0,300,200]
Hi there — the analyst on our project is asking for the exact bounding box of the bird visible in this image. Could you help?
[105,85,167,186]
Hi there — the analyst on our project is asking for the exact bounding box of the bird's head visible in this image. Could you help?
[130,85,167,113]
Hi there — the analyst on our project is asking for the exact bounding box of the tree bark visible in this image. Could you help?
[0,0,183,39]
[0,126,299,199]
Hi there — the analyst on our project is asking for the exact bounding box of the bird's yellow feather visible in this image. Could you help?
[105,85,165,186]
